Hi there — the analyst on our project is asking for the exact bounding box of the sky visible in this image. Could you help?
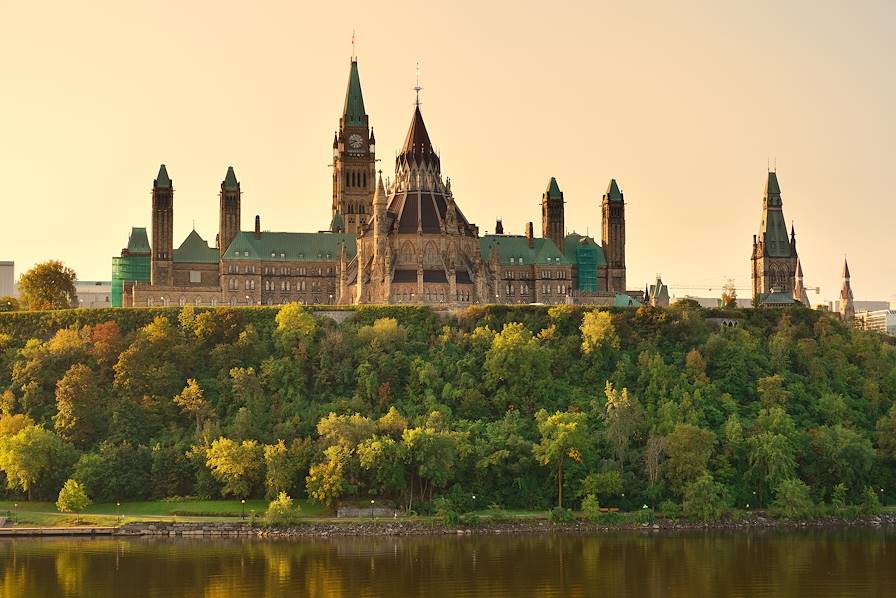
[1,0,894,304]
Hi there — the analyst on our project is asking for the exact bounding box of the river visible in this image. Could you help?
[1,528,893,597]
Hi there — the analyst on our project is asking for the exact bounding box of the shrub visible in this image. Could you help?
[860,486,882,516]
[581,493,601,522]
[433,497,460,526]
[831,483,848,515]
[659,500,681,520]
[549,507,574,523]
[682,474,728,522]
[459,513,481,527]
[637,507,655,524]
[56,479,91,513]
[771,479,815,520]
[264,492,302,526]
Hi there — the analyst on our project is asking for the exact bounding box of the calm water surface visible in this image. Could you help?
[1,529,894,597]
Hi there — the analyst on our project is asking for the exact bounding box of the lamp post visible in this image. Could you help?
[370,499,375,519]
[13,503,17,523]
[241,499,246,519]
[117,501,121,521]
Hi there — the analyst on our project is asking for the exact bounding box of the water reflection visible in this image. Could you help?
[0,529,893,598]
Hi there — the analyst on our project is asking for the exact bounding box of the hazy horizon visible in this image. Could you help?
[2,1,893,304]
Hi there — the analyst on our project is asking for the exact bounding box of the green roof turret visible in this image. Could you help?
[154,164,171,189]
[342,59,366,126]
[605,179,623,202]
[223,166,239,190]
[545,177,563,199]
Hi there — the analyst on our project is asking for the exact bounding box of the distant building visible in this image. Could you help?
[829,300,889,313]
[751,171,805,306]
[670,295,752,309]
[0,261,13,297]
[858,310,896,336]
[74,281,111,309]
[647,275,670,307]
[839,258,855,320]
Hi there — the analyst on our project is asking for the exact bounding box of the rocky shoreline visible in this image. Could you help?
[115,513,896,539]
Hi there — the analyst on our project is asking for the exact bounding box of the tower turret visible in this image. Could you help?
[219,166,241,258]
[751,171,799,301]
[542,177,565,250]
[602,178,626,292]
[840,258,855,320]
[151,164,174,286]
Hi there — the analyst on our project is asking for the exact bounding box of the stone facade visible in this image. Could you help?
[751,171,802,305]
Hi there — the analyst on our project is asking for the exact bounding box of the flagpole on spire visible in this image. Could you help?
[413,62,422,107]
[351,30,356,60]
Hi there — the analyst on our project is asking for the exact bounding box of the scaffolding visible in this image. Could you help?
[111,254,150,307]
[575,242,599,293]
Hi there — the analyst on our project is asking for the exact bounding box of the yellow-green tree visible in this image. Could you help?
[204,437,264,498]
[17,260,77,310]
[533,409,589,508]
[56,478,91,513]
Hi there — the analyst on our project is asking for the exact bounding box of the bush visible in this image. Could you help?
[637,507,655,524]
[433,497,460,526]
[549,507,574,523]
[860,486,882,516]
[56,479,91,513]
[264,492,302,526]
[831,483,848,515]
[581,493,601,522]
[772,479,815,520]
[682,474,728,522]
[659,500,681,520]
[459,513,481,527]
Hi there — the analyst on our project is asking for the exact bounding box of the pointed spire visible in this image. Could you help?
[765,171,781,196]
[399,105,439,169]
[605,179,623,202]
[842,257,851,280]
[373,171,387,206]
[343,58,366,126]
[545,177,563,199]
[223,166,239,190]
[154,164,171,188]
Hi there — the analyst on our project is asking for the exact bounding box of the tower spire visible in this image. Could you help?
[840,256,855,321]
[414,62,422,107]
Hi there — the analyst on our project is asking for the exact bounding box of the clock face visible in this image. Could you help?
[348,133,364,150]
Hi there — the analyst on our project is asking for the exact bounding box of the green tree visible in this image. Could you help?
[581,470,623,503]
[56,478,91,513]
[53,363,104,449]
[876,403,896,461]
[682,473,728,522]
[580,310,619,353]
[17,260,77,310]
[747,432,796,507]
[174,378,212,435]
[262,439,310,497]
[205,437,264,498]
[274,303,316,350]
[664,424,715,494]
[771,479,814,519]
[0,424,73,499]
[602,382,644,472]
[533,409,589,508]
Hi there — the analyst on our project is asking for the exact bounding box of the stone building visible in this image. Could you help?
[112,56,630,307]
[840,258,855,320]
[751,171,804,306]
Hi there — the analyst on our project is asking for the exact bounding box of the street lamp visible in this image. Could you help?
[370,499,375,519]
[117,501,121,521]
[13,503,17,523]
[241,499,246,519]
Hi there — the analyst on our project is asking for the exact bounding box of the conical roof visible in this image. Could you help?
[373,172,387,206]
[605,179,623,202]
[842,258,851,279]
[398,106,439,167]
[154,164,171,189]
[545,177,563,199]
[343,59,366,126]
[765,171,781,195]
[223,166,239,190]
[796,258,804,278]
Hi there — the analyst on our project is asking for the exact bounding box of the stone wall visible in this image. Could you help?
[118,522,255,536]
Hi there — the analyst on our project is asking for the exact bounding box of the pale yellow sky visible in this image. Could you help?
[1,0,893,303]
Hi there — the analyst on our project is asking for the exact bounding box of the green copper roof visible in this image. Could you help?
[225,231,357,262]
[605,179,622,202]
[343,59,366,126]
[479,235,569,266]
[126,227,151,254]
[223,166,239,190]
[545,177,563,199]
[330,210,344,232]
[154,164,171,188]
[614,293,639,307]
[765,171,781,196]
[173,230,220,264]
[563,233,607,267]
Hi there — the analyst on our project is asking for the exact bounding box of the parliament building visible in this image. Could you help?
[111,57,630,307]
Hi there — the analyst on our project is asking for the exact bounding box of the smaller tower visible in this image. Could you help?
[840,258,855,320]
[219,166,241,257]
[151,164,174,286]
[541,177,565,250]
[602,179,626,293]
[793,258,810,305]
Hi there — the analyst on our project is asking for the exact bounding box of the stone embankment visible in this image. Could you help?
[115,513,896,538]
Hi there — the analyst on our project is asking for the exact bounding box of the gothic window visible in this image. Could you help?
[194,297,202,306]
[179,297,186,307]
[147,297,154,307]
[211,298,218,307]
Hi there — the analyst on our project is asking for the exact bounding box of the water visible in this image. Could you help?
[1,529,894,597]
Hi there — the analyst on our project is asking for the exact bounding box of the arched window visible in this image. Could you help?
[147,297,154,307]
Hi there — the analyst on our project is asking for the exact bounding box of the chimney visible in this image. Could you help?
[254,215,261,239]
[495,219,504,235]
[525,222,534,248]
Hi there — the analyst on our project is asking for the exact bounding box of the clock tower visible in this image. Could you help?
[332,57,376,236]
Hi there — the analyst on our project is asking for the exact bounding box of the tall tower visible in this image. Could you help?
[332,57,376,236]
[541,177,565,250]
[602,179,626,292]
[840,258,855,320]
[219,166,241,257]
[151,164,174,286]
[751,171,798,300]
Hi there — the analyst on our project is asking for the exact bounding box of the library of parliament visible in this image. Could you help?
[111,56,631,308]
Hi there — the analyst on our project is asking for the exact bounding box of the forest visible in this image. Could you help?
[0,302,894,521]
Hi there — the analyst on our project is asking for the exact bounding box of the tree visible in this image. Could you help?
[17,260,77,310]
[602,382,644,472]
[580,470,623,503]
[747,432,796,507]
[644,435,666,500]
[56,478,91,513]
[264,491,301,526]
[580,310,619,353]
[73,441,152,502]
[204,437,264,498]
[262,439,310,497]
[720,279,737,308]
[876,403,896,461]
[53,363,104,449]
[174,378,212,435]
[533,409,589,508]
[274,303,316,350]
[0,296,19,312]
[664,424,715,494]
[0,424,72,499]
[306,445,350,508]
[771,479,814,519]
[682,473,728,522]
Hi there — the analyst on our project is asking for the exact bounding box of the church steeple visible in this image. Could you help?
[840,257,855,320]
[752,170,799,301]
[332,56,375,236]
